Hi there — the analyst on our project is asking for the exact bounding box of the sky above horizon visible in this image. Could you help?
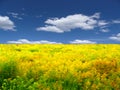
[0,0,120,44]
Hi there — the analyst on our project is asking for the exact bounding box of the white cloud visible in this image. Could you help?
[91,13,100,19]
[7,39,62,44]
[100,29,109,33]
[37,13,120,33]
[7,12,23,20]
[109,33,120,41]
[112,20,120,24]
[12,15,23,20]
[37,26,64,33]
[98,20,109,26]
[70,39,96,44]
[0,16,15,30]
[37,13,101,33]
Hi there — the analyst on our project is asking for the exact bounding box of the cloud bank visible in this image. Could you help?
[70,39,96,44]
[7,39,62,44]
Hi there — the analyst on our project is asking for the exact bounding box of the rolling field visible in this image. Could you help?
[0,44,120,90]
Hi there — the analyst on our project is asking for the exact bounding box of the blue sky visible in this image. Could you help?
[0,0,120,44]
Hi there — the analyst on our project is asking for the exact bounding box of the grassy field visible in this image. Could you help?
[0,44,120,90]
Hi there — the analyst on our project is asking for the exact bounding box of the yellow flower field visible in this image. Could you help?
[0,44,120,90]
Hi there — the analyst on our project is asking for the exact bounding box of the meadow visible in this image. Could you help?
[0,44,120,90]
